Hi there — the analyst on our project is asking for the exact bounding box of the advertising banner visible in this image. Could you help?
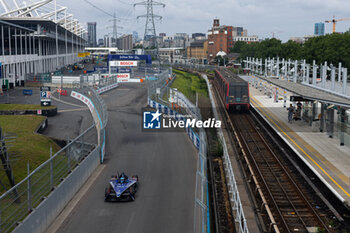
[78,52,91,57]
[110,61,138,67]
[108,54,152,64]
[117,73,130,79]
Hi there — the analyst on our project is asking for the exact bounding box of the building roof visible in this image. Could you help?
[190,40,206,47]
[227,53,240,59]
[257,76,350,108]
[0,19,34,32]
[159,47,184,51]
[216,51,227,57]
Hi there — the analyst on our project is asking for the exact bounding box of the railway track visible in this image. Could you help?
[229,112,331,233]
[173,67,348,232]
[207,71,335,232]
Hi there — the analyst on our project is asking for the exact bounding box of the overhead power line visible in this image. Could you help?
[83,0,134,21]
[116,0,134,5]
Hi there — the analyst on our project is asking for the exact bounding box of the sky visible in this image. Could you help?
[58,0,350,42]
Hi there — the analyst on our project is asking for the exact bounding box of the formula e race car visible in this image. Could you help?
[104,172,139,202]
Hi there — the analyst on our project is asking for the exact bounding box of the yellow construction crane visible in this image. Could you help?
[325,16,350,33]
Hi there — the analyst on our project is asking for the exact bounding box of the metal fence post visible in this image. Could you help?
[331,65,336,91]
[306,64,310,84]
[342,68,347,95]
[27,162,31,212]
[312,61,317,85]
[50,146,53,189]
[81,132,84,155]
[67,138,71,172]
[322,62,327,88]
[338,62,342,83]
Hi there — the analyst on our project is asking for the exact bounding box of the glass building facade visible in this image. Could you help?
[314,22,325,36]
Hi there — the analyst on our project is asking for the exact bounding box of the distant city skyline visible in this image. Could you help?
[59,0,350,42]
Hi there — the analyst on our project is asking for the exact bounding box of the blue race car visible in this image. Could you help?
[104,172,139,202]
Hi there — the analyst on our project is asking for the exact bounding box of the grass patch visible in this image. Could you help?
[0,104,56,111]
[228,67,243,75]
[0,115,60,191]
[172,69,208,102]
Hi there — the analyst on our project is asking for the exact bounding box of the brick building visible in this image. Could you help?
[186,40,208,63]
[207,19,233,61]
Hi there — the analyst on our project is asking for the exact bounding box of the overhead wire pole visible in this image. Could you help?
[113,12,118,47]
[83,0,134,48]
[107,13,123,47]
[134,0,165,66]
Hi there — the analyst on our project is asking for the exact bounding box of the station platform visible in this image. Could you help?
[247,78,350,207]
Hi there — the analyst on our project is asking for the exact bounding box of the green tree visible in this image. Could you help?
[280,40,303,60]
[230,41,247,53]
[214,55,228,66]
[237,35,350,69]
[133,44,143,49]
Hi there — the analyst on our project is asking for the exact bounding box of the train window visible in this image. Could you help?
[229,85,248,98]
[229,86,240,97]
[242,86,248,96]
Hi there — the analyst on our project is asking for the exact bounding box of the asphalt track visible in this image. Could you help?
[55,83,197,233]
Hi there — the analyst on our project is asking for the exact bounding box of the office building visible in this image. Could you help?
[133,31,139,42]
[232,27,243,36]
[87,22,97,47]
[192,33,206,39]
[117,34,133,51]
[314,22,325,36]
[187,40,208,63]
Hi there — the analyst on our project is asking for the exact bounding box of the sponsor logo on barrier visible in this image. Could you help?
[117,73,130,79]
[71,91,95,112]
[110,61,138,67]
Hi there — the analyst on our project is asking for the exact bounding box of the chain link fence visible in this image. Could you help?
[24,73,52,83]
[72,76,109,163]
[78,74,118,90]
[73,81,108,128]
[0,125,97,233]
[1,69,114,233]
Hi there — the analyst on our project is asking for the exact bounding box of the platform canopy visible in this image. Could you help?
[258,76,350,108]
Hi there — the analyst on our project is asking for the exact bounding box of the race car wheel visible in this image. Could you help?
[132,175,139,182]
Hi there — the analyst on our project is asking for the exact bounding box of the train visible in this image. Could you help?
[213,68,250,111]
